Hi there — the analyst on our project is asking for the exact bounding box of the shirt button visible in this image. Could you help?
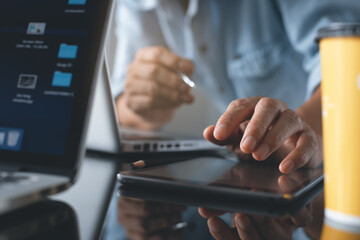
[218,86,225,93]
[200,44,207,54]
[233,54,242,59]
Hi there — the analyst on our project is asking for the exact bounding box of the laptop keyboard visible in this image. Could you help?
[122,134,173,141]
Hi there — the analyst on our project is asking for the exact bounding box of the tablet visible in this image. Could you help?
[118,157,323,216]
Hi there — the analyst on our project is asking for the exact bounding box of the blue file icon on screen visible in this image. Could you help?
[0,127,24,151]
[68,0,86,5]
[58,44,78,59]
[52,71,72,87]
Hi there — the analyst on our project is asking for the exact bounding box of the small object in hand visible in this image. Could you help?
[177,71,196,88]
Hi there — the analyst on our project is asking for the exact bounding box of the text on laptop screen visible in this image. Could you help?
[0,0,97,156]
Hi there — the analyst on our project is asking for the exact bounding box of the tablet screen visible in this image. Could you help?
[131,157,323,195]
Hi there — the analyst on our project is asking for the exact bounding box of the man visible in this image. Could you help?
[111,0,360,173]
[111,0,360,238]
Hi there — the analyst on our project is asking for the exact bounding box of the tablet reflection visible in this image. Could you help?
[199,191,324,240]
[199,167,324,239]
[118,191,324,240]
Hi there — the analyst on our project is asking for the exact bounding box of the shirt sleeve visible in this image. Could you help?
[274,0,360,100]
[110,0,166,98]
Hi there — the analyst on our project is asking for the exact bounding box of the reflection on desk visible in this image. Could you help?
[105,190,324,240]
[118,197,187,240]
[110,159,326,240]
[0,200,79,240]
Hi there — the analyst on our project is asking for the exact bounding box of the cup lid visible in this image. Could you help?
[315,22,360,43]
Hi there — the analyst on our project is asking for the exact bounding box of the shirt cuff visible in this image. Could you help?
[305,53,322,100]
[110,79,125,99]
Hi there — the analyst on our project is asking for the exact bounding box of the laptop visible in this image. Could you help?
[86,59,224,155]
[0,0,114,214]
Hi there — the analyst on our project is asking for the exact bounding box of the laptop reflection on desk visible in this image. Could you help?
[0,200,79,240]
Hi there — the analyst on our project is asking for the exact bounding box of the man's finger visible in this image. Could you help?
[203,125,242,146]
[128,61,191,92]
[279,131,318,173]
[127,94,183,112]
[277,175,301,193]
[239,120,250,133]
[126,78,193,104]
[240,97,286,154]
[249,215,294,240]
[198,207,227,218]
[252,109,302,161]
[291,205,313,227]
[207,216,239,240]
[214,97,261,141]
[118,197,181,217]
[119,213,182,233]
[234,214,262,240]
[136,46,194,75]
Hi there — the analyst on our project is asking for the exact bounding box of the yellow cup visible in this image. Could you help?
[321,219,360,240]
[317,23,360,226]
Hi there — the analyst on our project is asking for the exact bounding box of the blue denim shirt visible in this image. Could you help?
[112,0,360,111]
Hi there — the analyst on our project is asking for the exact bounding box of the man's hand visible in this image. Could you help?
[117,46,195,130]
[198,210,312,240]
[203,96,321,173]
[118,197,186,240]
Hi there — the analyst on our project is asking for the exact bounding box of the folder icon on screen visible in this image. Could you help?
[58,44,78,59]
[68,0,86,5]
[52,71,72,87]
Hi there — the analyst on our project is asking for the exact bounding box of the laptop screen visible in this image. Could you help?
[0,0,112,169]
